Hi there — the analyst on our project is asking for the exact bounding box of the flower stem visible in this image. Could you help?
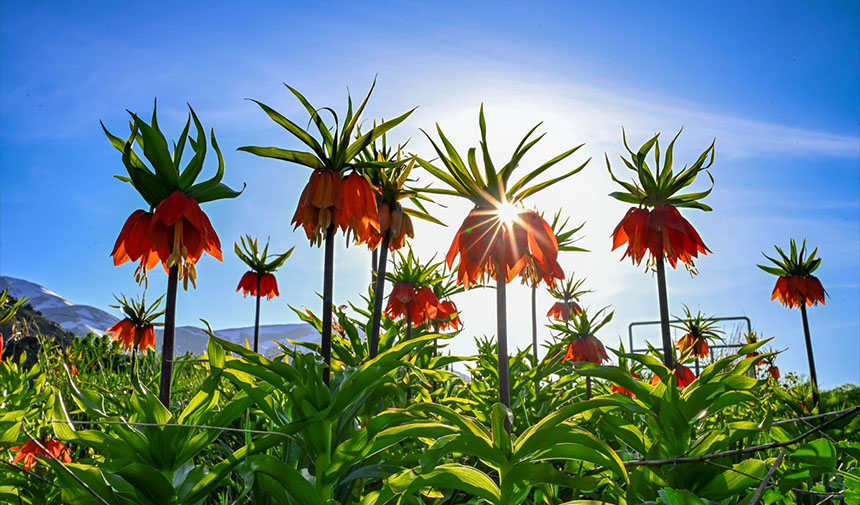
[158,265,178,408]
[405,313,413,402]
[131,349,138,384]
[496,267,511,433]
[799,304,820,407]
[253,275,261,354]
[655,255,674,369]
[321,225,335,387]
[586,376,592,400]
[530,283,538,362]
[369,234,390,359]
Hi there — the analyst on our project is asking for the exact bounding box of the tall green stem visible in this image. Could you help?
[799,304,820,407]
[655,255,674,369]
[253,275,261,354]
[158,265,179,408]
[369,234,390,358]
[405,313,413,402]
[321,225,335,387]
[530,283,538,362]
[496,267,511,433]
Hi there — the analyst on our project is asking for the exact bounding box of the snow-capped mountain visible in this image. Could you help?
[0,276,118,337]
[0,276,320,357]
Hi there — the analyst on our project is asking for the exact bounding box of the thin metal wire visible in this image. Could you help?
[628,315,753,354]
[52,419,293,439]
[21,422,111,505]
[1,458,60,488]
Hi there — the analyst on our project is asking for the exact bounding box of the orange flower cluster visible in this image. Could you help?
[106,319,156,353]
[612,205,710,268]
[236,272,279,300]
[547,300,583,322]
[768,366,780,379]
[11,439,71,471]
[385,282,442,327]
[367,203,414,251]
[113,190,222,287]
[435,300,461,331]
[611,371,640,398]
[771,275,826,308]
[447,208,563,289]
[562,336,609,364]
[650,364,697,389]
[677,333,710,358]
[292,171,380,245]
[385,282,459,329]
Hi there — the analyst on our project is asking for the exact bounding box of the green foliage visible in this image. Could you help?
[102,101,243,207]
[238,79,415,176]
[234,235,294,274]
[758,238,823,278]
[3,302,856,505]
[0,287,29,326]
[606,129,715,211]
[417,104,590,207]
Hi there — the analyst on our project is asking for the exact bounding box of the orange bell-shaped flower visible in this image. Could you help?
[111,210,161,282]
[771,275,826,308]
[677,333,710,358]
[337,172,380,243]
[435,299,462,330]
[547,301,583,322]
[611,371,640,398]
[650,363,697,388]
[612,204,710,268]
[11,439,72,471]
[292,171,343,244]
[237,272,280,300]
[106,319,156,353]
[151,190,222,265]
[562,335,609,364]
[447,207,563,289]
[368,203,415,251]
[385,282,442,327]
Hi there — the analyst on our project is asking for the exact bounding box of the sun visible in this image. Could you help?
[496,201,519,227]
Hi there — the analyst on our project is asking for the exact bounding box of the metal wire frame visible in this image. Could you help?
[628,316,753,374]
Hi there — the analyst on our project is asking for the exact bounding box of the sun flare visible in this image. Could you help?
[495,201,519,227]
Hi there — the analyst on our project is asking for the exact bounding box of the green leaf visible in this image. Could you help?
[245,99,325,159]
[237,146,323,170]
[697,458,766,501]
[388,463,501,504]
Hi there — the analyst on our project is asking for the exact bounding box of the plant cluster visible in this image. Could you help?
[1,81,851,505]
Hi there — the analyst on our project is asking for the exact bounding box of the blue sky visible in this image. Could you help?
[1,1,858,387]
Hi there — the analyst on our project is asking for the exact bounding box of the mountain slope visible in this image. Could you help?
[0,276,118,337]
[0,276,320,356]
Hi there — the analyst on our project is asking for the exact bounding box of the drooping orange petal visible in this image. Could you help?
[436,300,461,330]
[611,371,640,398]
[139,326,156,352]
[237,271,259,296]
[260,273,279,299]
[612,205,708,268]
[562,336,609,364]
